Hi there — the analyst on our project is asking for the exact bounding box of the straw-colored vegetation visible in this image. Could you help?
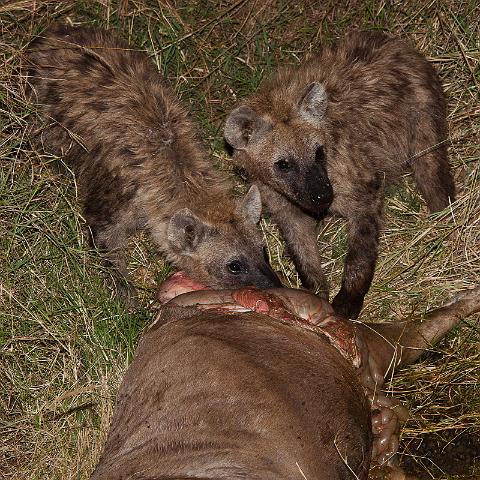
[0,1,478,478]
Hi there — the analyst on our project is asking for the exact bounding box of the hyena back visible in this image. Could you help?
[27,25,280,306]
[225,31,455,319]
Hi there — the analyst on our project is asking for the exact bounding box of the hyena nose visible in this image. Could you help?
[306,172,334,208]
[259,264,282,288]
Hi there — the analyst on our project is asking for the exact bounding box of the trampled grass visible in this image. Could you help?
[0,1,479,479]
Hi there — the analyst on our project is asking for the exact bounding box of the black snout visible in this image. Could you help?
[270,150,333,219]
[257,263,283,288]
[304,162,334,211]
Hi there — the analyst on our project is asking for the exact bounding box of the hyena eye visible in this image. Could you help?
[227,260,246,275]
[275,158,292,171]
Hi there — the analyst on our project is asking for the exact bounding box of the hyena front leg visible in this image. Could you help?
[332,209,382,319]
[257,183,329,298]
[90,220,138,309]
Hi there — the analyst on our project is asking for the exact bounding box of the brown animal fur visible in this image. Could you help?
[92,306,372,480]
[224,31,455,319]
[26,25,280,306]
[91,285,479,479]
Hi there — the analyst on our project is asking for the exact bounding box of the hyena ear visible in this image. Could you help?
[299,82,328,123]
[167,208,207,252]
[224,106,271,150]
[236,184,262,224]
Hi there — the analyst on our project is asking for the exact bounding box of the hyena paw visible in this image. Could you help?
[298,272,329,299]
[331,288,364,319]
[110,276,140,311]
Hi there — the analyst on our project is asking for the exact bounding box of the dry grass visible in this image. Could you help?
[0,1,479,479]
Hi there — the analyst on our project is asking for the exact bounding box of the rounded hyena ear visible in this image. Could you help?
[236,184,262,224]
[224,106,271,150]
[298,82,328,123]
[167,208,207,253]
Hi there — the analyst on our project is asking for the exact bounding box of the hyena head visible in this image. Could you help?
[166,185,281,289]
[224,82,333,219]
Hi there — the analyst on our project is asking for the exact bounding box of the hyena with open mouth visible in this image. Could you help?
[27,24,280,308]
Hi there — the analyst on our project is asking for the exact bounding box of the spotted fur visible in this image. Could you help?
[27,25,280,306]
[225,31,455,319]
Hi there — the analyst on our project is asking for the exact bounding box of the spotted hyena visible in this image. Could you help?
[225,31,455,319]
[27,24,280,307]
